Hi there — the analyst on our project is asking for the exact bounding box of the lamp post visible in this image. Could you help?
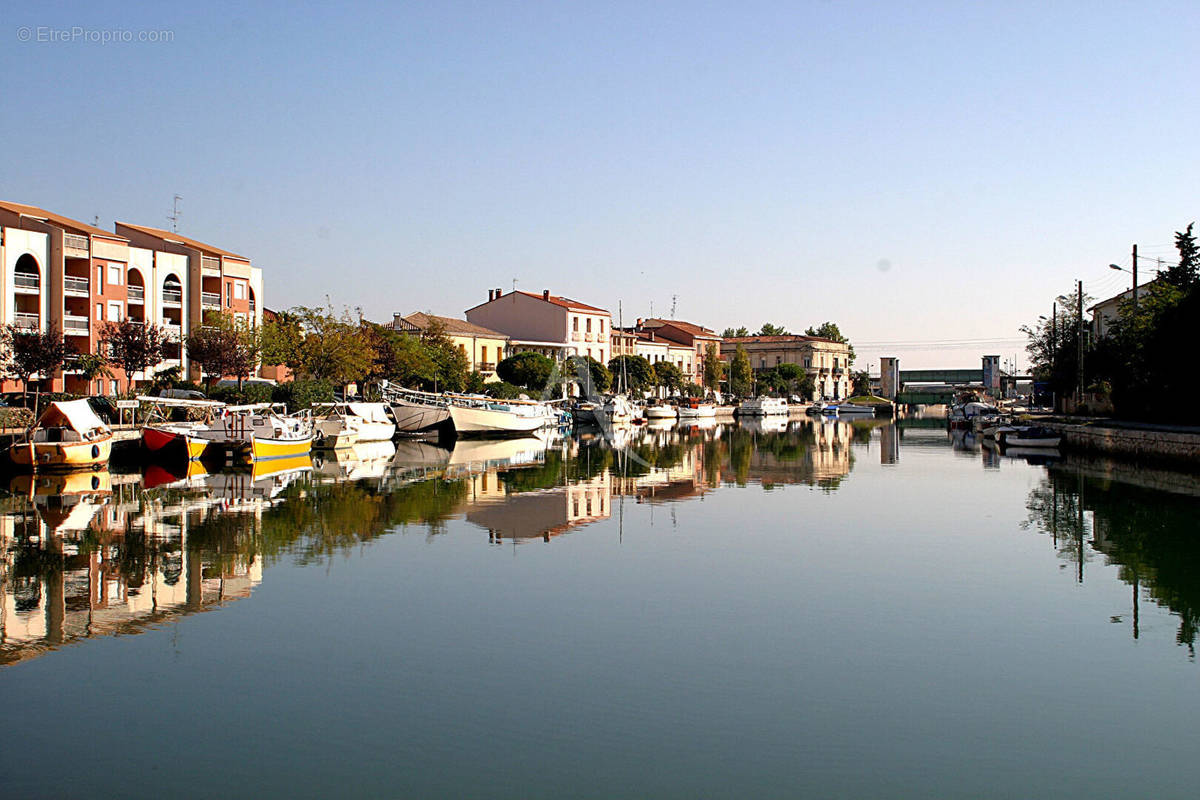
[1109,262,1137,308]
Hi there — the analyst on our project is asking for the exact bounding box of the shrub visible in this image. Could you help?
[272,378,335,412]
[209,383,275,406]
[483,381,526,400]
[0,407,35,429]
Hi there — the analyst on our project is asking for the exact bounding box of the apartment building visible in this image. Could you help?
[637,318,721,384]
[465,288,612,365]
[721,334,854,400]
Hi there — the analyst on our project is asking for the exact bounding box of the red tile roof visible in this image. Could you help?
[0,201,127,240]
[397,312,509,338]
[642,318,718,337]
[115,221,248,260]
[512,290,608,313]
[723,335,842,345]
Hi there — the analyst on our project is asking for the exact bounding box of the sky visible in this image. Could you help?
[2,0,1197,370]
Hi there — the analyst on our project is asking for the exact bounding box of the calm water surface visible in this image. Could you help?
[2,417,1198,798]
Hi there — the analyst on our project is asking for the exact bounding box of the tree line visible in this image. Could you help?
[1022,222,1198,421]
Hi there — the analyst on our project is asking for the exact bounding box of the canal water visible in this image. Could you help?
[1,417,1198,798]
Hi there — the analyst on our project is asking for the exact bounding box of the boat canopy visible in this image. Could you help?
[347,402,392,423]
[36,400,110,438]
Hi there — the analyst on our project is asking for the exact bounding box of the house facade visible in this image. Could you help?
[392,312,510,381]
[465,288,612,365]
[721,335,854,399]
[638,318,721,384]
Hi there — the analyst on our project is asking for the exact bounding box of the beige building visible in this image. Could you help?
[721,334,854,399]
[1088,280,1157,339]
[639,318,722,384]
[465,288,612,365]
[392,312,510,381]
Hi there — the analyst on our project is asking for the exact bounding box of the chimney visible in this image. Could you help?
[543,289,550,300]
[495,287,502,297]
[636,318,643,328]
[392,312,401,329]
[488,289,494,301]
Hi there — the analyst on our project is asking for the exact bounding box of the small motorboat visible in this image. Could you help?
[643,400,677,420]
[312,402,396,448]
[736,397,788,416]
[994,425,1061,448]
[677,397,716,418]
[835,402,876,415]
[9,399,113,471]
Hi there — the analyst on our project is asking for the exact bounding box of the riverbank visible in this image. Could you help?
[1038,418,1200,469]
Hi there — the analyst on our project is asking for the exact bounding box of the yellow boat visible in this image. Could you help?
[9,399,113,471]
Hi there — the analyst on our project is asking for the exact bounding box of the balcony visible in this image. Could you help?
[201,255,221,276]
[478,362,496,373]
[249,299,256,312]
[64,275,91,296]
[14,272,39,293]
[63,233,89,257]
[127,285,145,303]
[13,312,39,330]
[584,332,595,342]
[571,331,582,341]
[162,321,183,339]
[162,288,183,306]
[201,291,221,308]
[63,314,89,335]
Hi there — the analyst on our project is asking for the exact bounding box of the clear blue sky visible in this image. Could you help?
[3,0,1197,369]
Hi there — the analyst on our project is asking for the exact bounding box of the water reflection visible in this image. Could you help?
[3,417,1199,668]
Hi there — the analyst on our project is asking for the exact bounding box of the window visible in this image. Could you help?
[95,302,103,321]
[586,318,592,333]
[776,356,782,365]
[95,266,103,294]
[108,265,122,285]
[481,346,487,363]
[599,320,605,333]
[573,317,579,332]
[759,358,766,368]
[108,302,122,322]
[834,357,839,369]
[234,281,246,299]
[226,282,233,306]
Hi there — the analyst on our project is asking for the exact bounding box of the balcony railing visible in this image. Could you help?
[14,312,39,330]
[127,285,145,302]
[571,331,582,341]
[201,255,221,274]
[201,291,221,307]
[63,314,89,333]
[64,275,90,295]
[14,272,40,291]
[162,288,183,305]
[249,300,256,312]
[62,233,89,256]
[478,362,496,373]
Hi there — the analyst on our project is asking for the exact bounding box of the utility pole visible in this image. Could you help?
[1051,301,1057,411]
[1076,280,1084,409]
[1132,243,1138,308]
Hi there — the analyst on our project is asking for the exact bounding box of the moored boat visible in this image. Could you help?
[835,402,876,415]
[643,400,677,420]
[383,386,452,434]
[447,397,550,436]
[677,397,716,418]
[736,397,788,416]
[312,402,396,448]
[994,425,1061,448]
[9,400,113,471]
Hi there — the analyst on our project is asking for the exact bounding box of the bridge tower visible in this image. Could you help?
[981,355,1001,398]
[880,357,900,400]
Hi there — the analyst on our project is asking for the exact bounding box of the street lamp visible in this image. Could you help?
[1109,262,1137,306]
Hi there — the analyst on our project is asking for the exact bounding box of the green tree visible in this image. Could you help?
[805,321,855,365]
[775,362,813,397]
[497,351,555,392]
[287,305,374,387]
[607,355,654,393]
[652,361,685,394]
[851,369,871,396]
[72,350,113,395]
[420,316,470,392]
[702,343,724,393]
[101,319,170,393]
[185,322,238,389]
[1021,289,1092,408]
[260,310,305,374]
[721,326,750,338]
[5,325,72,402]
[1163,222,1198,291]
[757,323,789,335]
[565,355,612,396]
[729,344,752,396]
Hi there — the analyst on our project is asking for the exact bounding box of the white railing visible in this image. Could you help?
[64,275,90,295]
[163,288,183,304]
[14,273,39,290]
[201,291,221,307]
[63,233,89,255]
[14,312,39,330]
[249,299,256,312]
[127,285,145,302]
[63,315,89,333]
[201,255,220,273]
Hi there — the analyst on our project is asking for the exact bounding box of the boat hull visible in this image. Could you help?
[448,404,546,436]
[314,419,396,448]
[389,401,451,433]
[246,434,314,462]
[677,406,716,419]
[10,435,113,470]
[143,425,210,461]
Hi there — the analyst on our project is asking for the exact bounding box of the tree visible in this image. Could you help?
[260,310,305,374]
[721,326,749,338]
[72,351,113,395]
[497,352,555,392]
[287,305,374,388]
[565,355,612,396]
[805,321,855,365]
[652,361,685,394]
[702,343,724,393]
[1163,222,1198,291]
[420,316,469,392]
[775,362,813,397]
[5,325,72,402]
[607,355,654,393]
[851,369,871,396]
[101,319,170,393]
[729,344,752,396]
[185,322,238,389]
[757,323,789,336]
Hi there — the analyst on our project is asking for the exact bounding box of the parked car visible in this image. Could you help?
[158,388,208,401]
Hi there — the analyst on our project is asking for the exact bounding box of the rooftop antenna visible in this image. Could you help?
[511,278,517,294]
[93,215,100,227]
[670,294,678,319]
[167,194,182,232]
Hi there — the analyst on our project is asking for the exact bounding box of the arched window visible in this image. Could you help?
[13,253,40,290]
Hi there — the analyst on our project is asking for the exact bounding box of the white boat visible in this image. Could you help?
[312,440,397,481]
[677,398,716,418]
[600,395,635,425]
[643,401,677,420]
[312,402,396,448]
[736,397,788,416]
[835,403,876,415]
[384,387,452,433]
[994,425,1061,448]
[446,395,553,436]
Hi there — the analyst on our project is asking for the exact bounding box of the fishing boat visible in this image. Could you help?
[807,402,837,415]
[835,402,877,415]
[676,397,716,419]
[446,394,552,436]
[139,396,228,461]
[736,397,788,416]
[241,407,314,462]
[383,386,452,434]
[9,399,113,471]
[312,402,396,448]
[11,469,114,535]
[600,395,635,425]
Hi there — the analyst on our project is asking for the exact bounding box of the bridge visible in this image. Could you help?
[881,359,1032,406]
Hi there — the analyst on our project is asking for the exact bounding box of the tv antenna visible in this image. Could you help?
[93,215,100,227]
[167,195,182,232]
[670,294,678,319]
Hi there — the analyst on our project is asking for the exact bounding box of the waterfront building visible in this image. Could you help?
[391,311,510,381]
[637,318,722,384]
[465,288,612,365]
[720,334,854,399]
[1088,280,1158,339]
